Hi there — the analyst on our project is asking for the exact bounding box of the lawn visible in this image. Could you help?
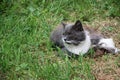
[0,0,120,80]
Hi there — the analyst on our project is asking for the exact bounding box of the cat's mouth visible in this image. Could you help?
[64,40,80,45]
[62,37,82,45]
[65,41,72,44]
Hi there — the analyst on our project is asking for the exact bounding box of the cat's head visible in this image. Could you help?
[62,20,86,45]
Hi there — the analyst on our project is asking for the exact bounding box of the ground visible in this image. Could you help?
[0,0,120,80]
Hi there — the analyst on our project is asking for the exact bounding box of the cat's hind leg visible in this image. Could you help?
[98,38,120,54]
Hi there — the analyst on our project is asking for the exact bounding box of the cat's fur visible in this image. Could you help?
[50,20,120,55]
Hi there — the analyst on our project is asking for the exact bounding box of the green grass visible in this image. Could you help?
[0,0,120,80]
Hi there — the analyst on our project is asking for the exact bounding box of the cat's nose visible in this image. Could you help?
[64,39,67,41]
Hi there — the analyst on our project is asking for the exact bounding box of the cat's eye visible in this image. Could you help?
[63,32,71,35]
[63,33,65,35]
[67,32,71,35]
[74,37,77,40]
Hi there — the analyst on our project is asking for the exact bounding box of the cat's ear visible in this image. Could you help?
[73,20,83,31]
[61,22,66,29]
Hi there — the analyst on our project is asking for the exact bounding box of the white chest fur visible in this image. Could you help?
[63,35,91,55]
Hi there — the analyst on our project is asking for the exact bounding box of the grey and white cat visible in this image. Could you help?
[50,20,120,55]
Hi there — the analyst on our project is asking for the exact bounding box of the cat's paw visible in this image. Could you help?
[115,48,120,54]
[98,43,106,48]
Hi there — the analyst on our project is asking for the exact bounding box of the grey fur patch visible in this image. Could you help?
[50,24,64,48]
[90,32,103,45]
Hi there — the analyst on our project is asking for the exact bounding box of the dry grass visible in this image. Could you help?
[92,55,120,80]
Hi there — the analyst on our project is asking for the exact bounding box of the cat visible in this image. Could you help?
[50,20,120,56]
